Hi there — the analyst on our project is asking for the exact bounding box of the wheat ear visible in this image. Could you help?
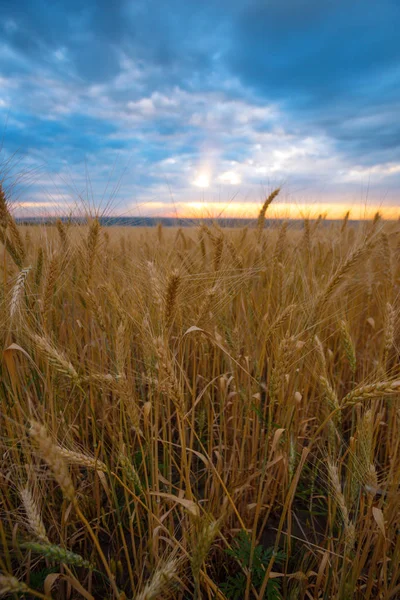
[191,517,219,598]
[0,575,29,596]
[135,556,178,600]
[256,188,280,242]
[22,542,92,568]
[342,380,400,405]
[10,267,31,320]
[56,447,107,472]
[326,461,355,552]
[31,333,80,384]
[29,420,75,501]
[56,218,68,248]
[20,486,49,543]
[312,236,376,321]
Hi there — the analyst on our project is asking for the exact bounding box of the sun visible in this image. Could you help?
[192,171,210,188]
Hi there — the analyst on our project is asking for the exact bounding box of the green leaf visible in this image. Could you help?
[222,530,285,599]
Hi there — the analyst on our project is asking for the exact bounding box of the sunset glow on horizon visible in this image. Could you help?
[14,198,400,222]
[138,202,400,221]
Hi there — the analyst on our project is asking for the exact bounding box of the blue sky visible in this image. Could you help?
[1,0,400,218]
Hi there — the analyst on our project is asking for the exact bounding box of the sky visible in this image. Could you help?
[0,0,400,219]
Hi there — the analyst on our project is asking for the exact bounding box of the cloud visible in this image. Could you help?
[0,0,399,215]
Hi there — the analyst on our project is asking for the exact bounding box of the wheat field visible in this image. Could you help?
[1,187,400,599]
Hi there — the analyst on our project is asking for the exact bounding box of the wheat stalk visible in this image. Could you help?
[147,261,163,307]
[213,234,224,272]
[86,218,100,285]
[164,270,180,330]
[272,221,288,264]
[7,217,25,263]
[35,247,44,288]
[0,183,9,229]
[42,255,58,329]
[198,227,206,265]
[339,320,357,374]
[115,318,128,379]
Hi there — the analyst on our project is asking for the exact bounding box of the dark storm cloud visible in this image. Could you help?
[0,0,228,83]
[228,0,400,100]
[225,0,400,158]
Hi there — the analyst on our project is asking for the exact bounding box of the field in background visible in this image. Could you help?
[1,189,400,599]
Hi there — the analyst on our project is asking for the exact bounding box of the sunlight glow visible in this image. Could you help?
[192,171,211,188]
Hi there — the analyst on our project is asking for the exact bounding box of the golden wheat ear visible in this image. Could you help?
[31,333,80,384]
[29,420,75,502]
[256,188,280,243]
[19,485,49,543]
[10,267,31,321]
[135,555,179,600]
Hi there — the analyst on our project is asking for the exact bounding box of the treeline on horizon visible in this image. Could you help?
[15,215,385,228]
